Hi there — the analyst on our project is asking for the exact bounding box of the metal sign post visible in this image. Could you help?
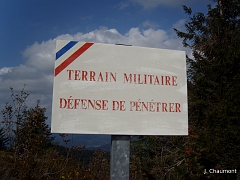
[110,44,131,180]
[110,135,131,180]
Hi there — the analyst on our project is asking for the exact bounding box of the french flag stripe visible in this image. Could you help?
[54,42,94,77]
[56,41,78,60]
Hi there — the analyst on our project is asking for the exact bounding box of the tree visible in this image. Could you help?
[130,136,188,180]
[1,86,53,152]
[18,100,54,154]
[0,86,56,179]
[1,86,115,179]
[174,0,240,179]
[0,128,8,150]
[1,86,29,149]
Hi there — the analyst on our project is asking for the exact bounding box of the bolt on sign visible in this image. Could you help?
[51,40,188,135]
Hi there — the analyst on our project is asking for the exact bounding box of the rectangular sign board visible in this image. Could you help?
[51,40,188,135]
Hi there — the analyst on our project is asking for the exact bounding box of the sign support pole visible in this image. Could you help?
[110,135,131,180]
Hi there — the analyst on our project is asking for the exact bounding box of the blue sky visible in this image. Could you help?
[0,0,214,142]
[0,0,211,68]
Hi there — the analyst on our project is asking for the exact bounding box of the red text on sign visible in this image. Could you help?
[60,97,108,110]
[67,70,117,82]
[129,100,181,112]
[112,100,126,111]
[123,73,178,86]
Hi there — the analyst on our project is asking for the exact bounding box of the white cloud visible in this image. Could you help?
[23,40,56,73]
[0,25,189,122]
[0,67,12,75]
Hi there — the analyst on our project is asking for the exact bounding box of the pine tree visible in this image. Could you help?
[19,100,54,154]
[174,0,240,179]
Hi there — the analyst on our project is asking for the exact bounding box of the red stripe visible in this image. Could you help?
[54,42,94,77]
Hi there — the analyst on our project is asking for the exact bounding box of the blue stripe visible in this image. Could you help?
[56,41,78,60]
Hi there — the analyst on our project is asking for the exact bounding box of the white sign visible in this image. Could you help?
[51,40,188,135]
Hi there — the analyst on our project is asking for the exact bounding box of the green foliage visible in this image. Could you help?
[1,86,54,152]
[0,128,8,150]
[131,1,240,179]
[174,0,240,179]
[130,136,188,180]
[0,86,57,179]
[88,149,110,179]
[1,86,29,148]
[0,86,111,179]
[18,100,54,153]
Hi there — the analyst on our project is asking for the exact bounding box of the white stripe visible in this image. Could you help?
[55,41,87,68]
